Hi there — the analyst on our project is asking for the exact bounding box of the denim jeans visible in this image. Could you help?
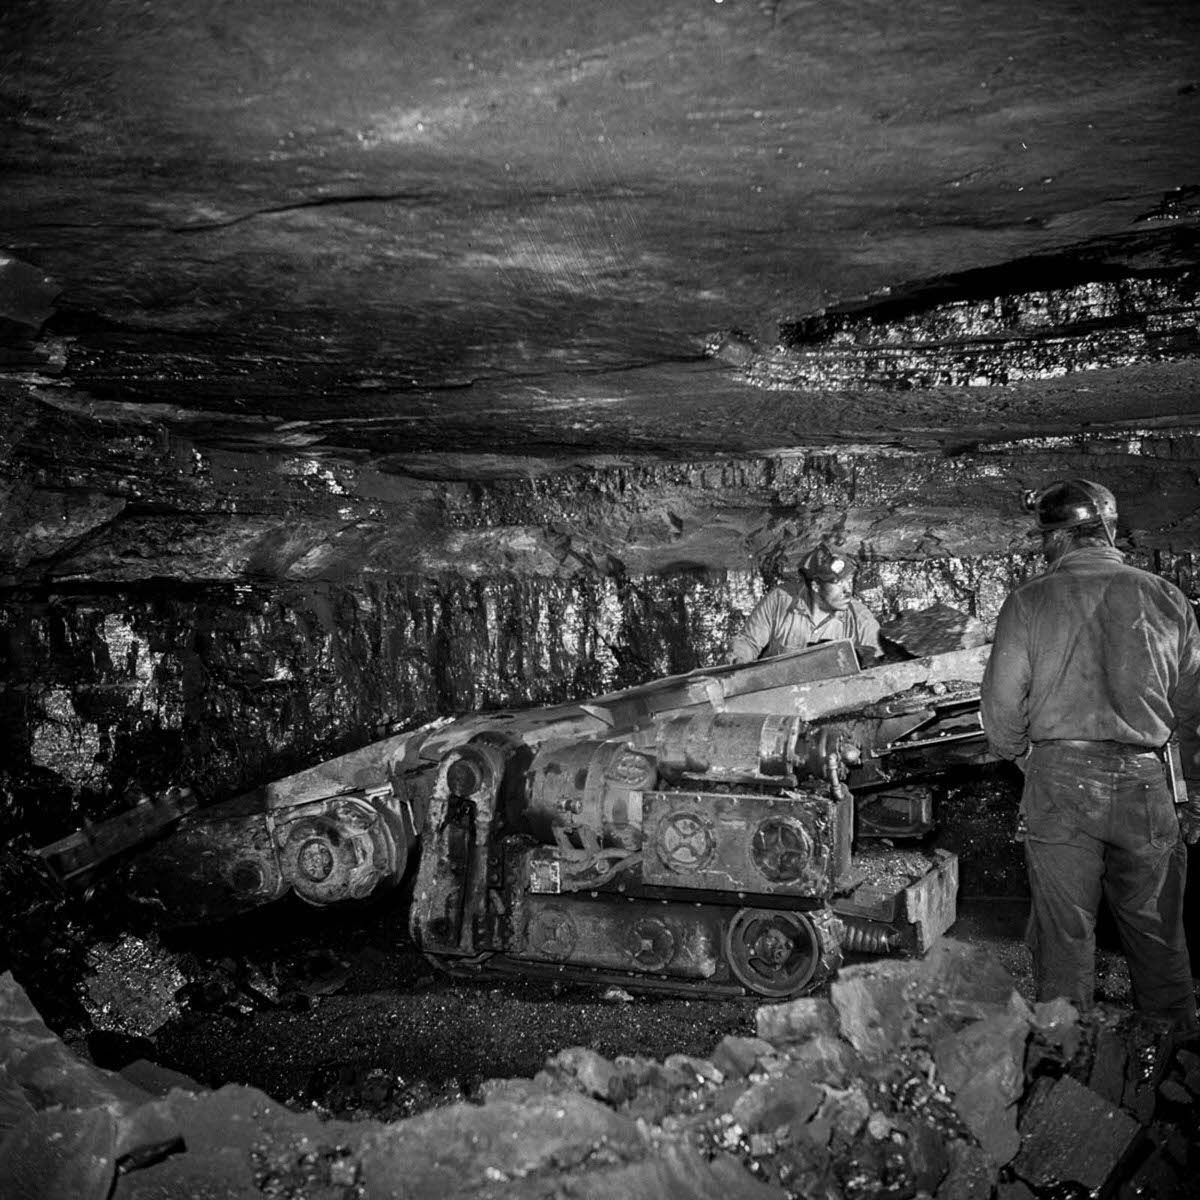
[1023,740,1197,1032]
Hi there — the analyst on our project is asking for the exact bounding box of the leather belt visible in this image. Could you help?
[1037,738,1161,758]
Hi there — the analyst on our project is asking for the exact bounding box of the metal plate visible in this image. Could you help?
[642,790,838,897]
[514,894,721,979]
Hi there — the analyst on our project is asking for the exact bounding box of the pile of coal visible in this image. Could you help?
[881,603,989,658]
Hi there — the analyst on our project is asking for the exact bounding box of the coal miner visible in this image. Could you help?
[728,544,883,666]
[981,478,1200,1035]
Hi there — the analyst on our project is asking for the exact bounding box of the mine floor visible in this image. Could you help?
[95,894,1160,1125]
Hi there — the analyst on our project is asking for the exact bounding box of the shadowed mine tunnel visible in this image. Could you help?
[3,2,1200,1198]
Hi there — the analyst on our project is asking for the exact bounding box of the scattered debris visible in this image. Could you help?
[3,933,1199,1199]
[602,985,635,1003]
[80,934,187,1039]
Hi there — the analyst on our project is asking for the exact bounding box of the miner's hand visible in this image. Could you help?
[1179,794,1200,846]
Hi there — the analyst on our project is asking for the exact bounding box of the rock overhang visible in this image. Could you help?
[2,0,1200,459]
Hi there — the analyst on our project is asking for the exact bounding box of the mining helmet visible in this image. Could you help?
[800,545,853,583]
[1021,479,1118,534]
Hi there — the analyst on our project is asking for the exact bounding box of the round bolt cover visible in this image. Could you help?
[626,917,676,971]
[655,811,716,873]
[528,906,577,961]
[751,817,813,882]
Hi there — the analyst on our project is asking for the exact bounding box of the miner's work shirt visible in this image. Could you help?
[980,545,1200,779]
[729,584,883,665]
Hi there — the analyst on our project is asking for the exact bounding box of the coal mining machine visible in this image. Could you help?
[37,639,996,1000]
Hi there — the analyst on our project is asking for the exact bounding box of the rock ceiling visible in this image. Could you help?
[2,0,1200,582]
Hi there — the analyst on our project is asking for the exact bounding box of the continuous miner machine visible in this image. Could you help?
[39,639,995,999]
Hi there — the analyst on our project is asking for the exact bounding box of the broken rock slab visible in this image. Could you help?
[1024,996,1083,1077]
[1062,1005,1176,1124]
[110,1084,372,1200]
[835,1106,951,1199]
[357,1091,647,1197]
[728,1068,824,1136]
[937,1138,998,1200]
[496,1141,788,1200]
[880,602,989,657]
[932,1008,1029,1166]
[0,971,149,1122]
[539,1045,628,1103]
[117,1058,204,1098]
[537,1047,726,1125]
[1,1106,130,1200]
[10,949,1199,1200]
[711,1034,776,1080]
[827,938,1022,1060]
[111,1083,652,1200]
[803,1082,871,1151]
[1012,1074,1142,1194]
[0,973,191,1200]
[753,997,858,1081]
[755,996,840,1045]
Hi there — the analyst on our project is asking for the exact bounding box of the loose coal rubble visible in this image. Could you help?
[2,940,1198,1199]
[879,604,990,660]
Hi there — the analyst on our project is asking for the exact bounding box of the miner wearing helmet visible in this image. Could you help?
[728,544,883,666]
[981,478,1200,1035]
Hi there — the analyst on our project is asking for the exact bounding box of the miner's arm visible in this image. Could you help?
[848,599,883,662]
[980,593,1031,762]
[1170,596,1200,845]
[1171,597,1200,779]
[729,588,787,664]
